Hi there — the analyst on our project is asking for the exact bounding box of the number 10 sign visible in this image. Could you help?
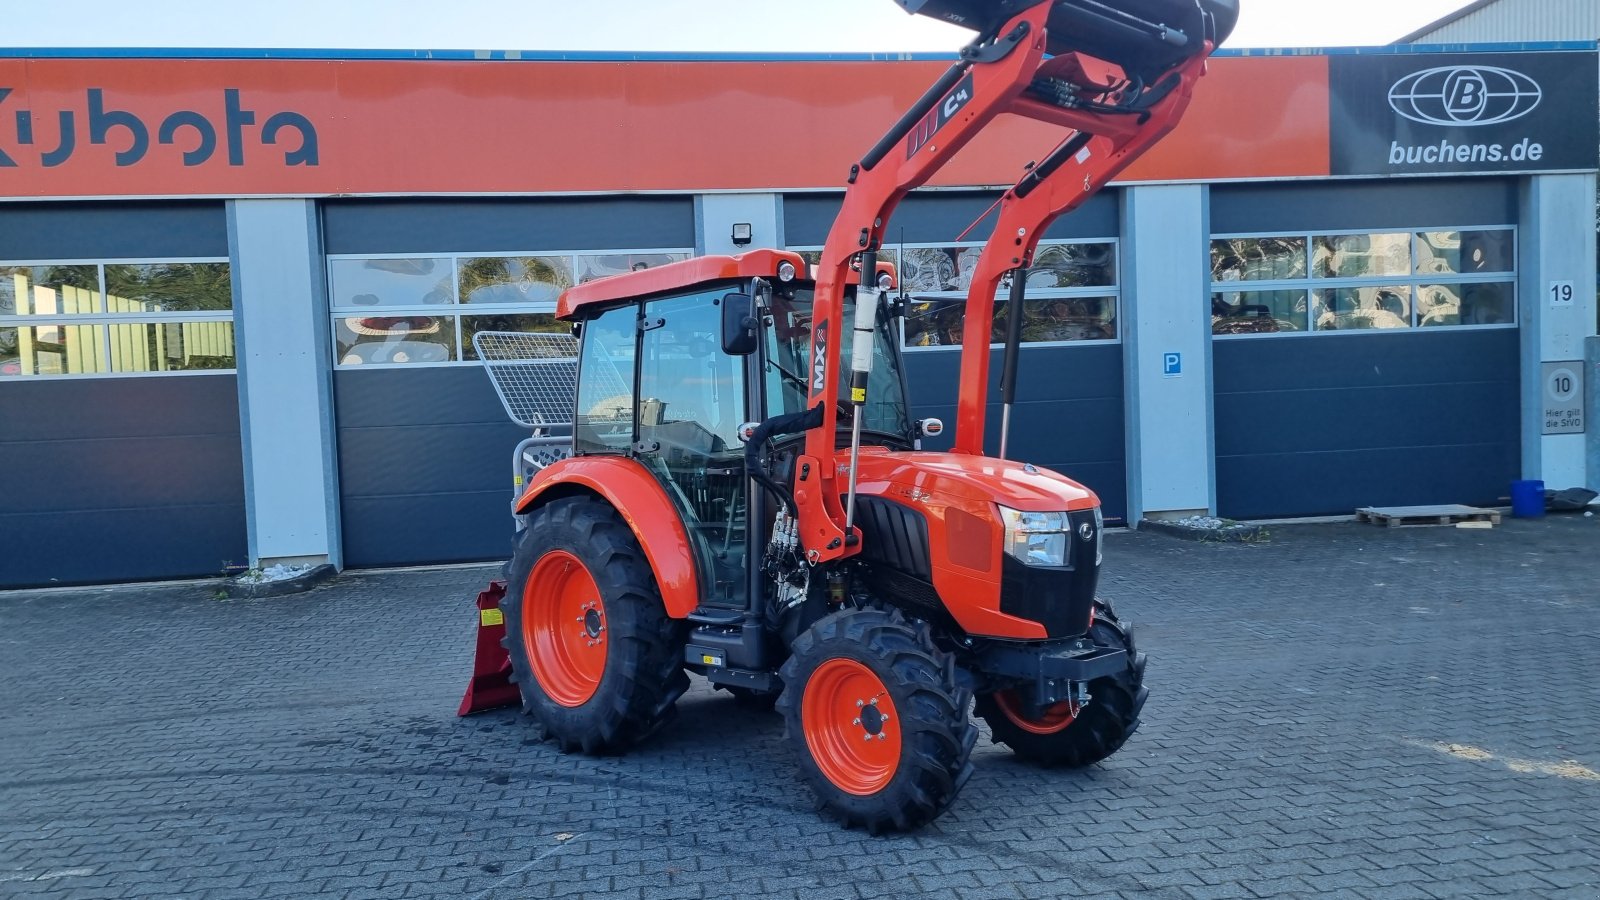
[1542,361,1585,435]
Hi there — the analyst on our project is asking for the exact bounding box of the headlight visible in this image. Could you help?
[998,506,1069,567]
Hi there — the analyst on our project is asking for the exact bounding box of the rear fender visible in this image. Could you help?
[515,456,699,619]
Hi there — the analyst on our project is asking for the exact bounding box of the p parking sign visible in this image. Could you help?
[1163,352,1182,378]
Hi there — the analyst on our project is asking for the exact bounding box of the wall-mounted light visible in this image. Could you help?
[731,223,753,246]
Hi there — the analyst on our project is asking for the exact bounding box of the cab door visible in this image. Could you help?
[635,290,751,609]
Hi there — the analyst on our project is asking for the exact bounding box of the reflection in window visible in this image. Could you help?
[0,266,101,316]
[335,315,456,365]
[575,253,689,283]
[461,314,568,360]
[1313,233,1410,279]
[1015,296,1117,342]
[1212,238,1306,283]
[1313,286,1412,331]
[1415,230,1514,275]
[1212,230,1516,337]
[0,324,107,376]
[901,246,981,293]
[458,256,572,305]
[905,298,966,347]
[1026,244,1117,288]
[0,261,234,377]
[329,257,452,307]
[1212,290,1307,334]
[905,294,1118,346]
[104,263,232,313]
[1419,282,1515,327]
[108,321,236,372]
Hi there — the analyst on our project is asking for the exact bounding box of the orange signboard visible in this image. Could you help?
[0,55,1331,199]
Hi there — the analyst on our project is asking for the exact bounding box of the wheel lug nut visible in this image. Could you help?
[863,734,873,741]
[852,718,861,726]
[877,733,887,741]
[855,700,864,708]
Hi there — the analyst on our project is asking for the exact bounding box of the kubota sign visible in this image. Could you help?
[0,87,317,169]
[0,49,1592,199]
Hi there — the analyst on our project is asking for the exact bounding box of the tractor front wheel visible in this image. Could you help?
[503,495,688,754]
[974,599,1147,767]
[778,607,977,833]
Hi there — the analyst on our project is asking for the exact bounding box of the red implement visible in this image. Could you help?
[457,580,520,715]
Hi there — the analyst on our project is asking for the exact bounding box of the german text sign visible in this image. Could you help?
[1542,361,1585,435]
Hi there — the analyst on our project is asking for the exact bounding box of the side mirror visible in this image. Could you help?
[721,291,759,356]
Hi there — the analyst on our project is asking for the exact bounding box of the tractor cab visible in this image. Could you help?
[555,250,914,613]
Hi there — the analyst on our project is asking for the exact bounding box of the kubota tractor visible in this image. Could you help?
[462,0,1237,831]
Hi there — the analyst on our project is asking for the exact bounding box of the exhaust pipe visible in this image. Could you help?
[896,0,1238,76]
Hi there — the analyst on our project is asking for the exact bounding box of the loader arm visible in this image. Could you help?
[953,42,1216,455]
[797,0,1230,562]
[798,2,1057,564]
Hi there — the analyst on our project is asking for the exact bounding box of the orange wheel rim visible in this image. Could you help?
[994,690,1078,735]
[801,658,900,796]
[523,550,607,708]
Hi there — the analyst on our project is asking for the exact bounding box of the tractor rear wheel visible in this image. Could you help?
[778,607,977,833]
[974,599,1147,767]
[503,495,689,754]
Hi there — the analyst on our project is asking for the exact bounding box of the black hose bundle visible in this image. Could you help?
[744,403,825,515]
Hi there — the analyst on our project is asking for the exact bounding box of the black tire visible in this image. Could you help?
[503,495,689,754]
[777,607,977,833]
[974,599,1148,767]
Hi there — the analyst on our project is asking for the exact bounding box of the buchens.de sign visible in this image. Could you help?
[1330,51,1599,177]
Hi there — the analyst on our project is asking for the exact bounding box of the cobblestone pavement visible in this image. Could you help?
[2,516,1598,899]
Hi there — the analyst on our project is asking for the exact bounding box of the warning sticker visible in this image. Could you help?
[479,608,505,627]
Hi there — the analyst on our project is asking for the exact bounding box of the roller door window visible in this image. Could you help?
[1210,228,1516,336]
[0,261,235,377]
[790,240,1121,351]
[327,251,690,367]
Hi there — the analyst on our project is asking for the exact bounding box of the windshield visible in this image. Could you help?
[763,286,912,445]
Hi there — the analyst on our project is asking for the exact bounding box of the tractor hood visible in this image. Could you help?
[851,449,1100,513]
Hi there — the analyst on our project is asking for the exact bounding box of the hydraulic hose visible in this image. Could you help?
[744,403,825,514]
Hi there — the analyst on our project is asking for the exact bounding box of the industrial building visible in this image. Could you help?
[1,32,1596,587]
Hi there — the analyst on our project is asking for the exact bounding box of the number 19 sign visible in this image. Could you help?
[1542,360,1585,435]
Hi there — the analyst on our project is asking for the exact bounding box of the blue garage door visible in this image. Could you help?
[321,197,698,567]
[1209,180,1522,518]
[0,202,246,587]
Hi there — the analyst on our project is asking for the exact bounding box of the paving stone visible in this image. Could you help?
[2,519,1598,899]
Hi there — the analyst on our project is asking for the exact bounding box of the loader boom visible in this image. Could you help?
[955,41,1215,455]
[798,0,1230,560]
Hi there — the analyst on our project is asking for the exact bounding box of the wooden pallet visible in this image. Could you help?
[1356,505,1502,528]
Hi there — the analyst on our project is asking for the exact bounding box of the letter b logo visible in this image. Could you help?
[1443,71,1487,122]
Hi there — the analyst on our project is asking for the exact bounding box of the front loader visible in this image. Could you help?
[461,0,1237,832]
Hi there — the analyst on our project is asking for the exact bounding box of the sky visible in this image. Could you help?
[1,0,1481,52]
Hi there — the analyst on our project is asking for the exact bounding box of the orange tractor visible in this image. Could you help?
[462,0,1236,831]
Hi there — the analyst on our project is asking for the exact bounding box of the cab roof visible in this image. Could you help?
[557,249,808,320]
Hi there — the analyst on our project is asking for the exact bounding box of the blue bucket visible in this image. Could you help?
[1510,479,1546,518]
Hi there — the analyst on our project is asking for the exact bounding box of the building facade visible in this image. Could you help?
[1,44,1596,588]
